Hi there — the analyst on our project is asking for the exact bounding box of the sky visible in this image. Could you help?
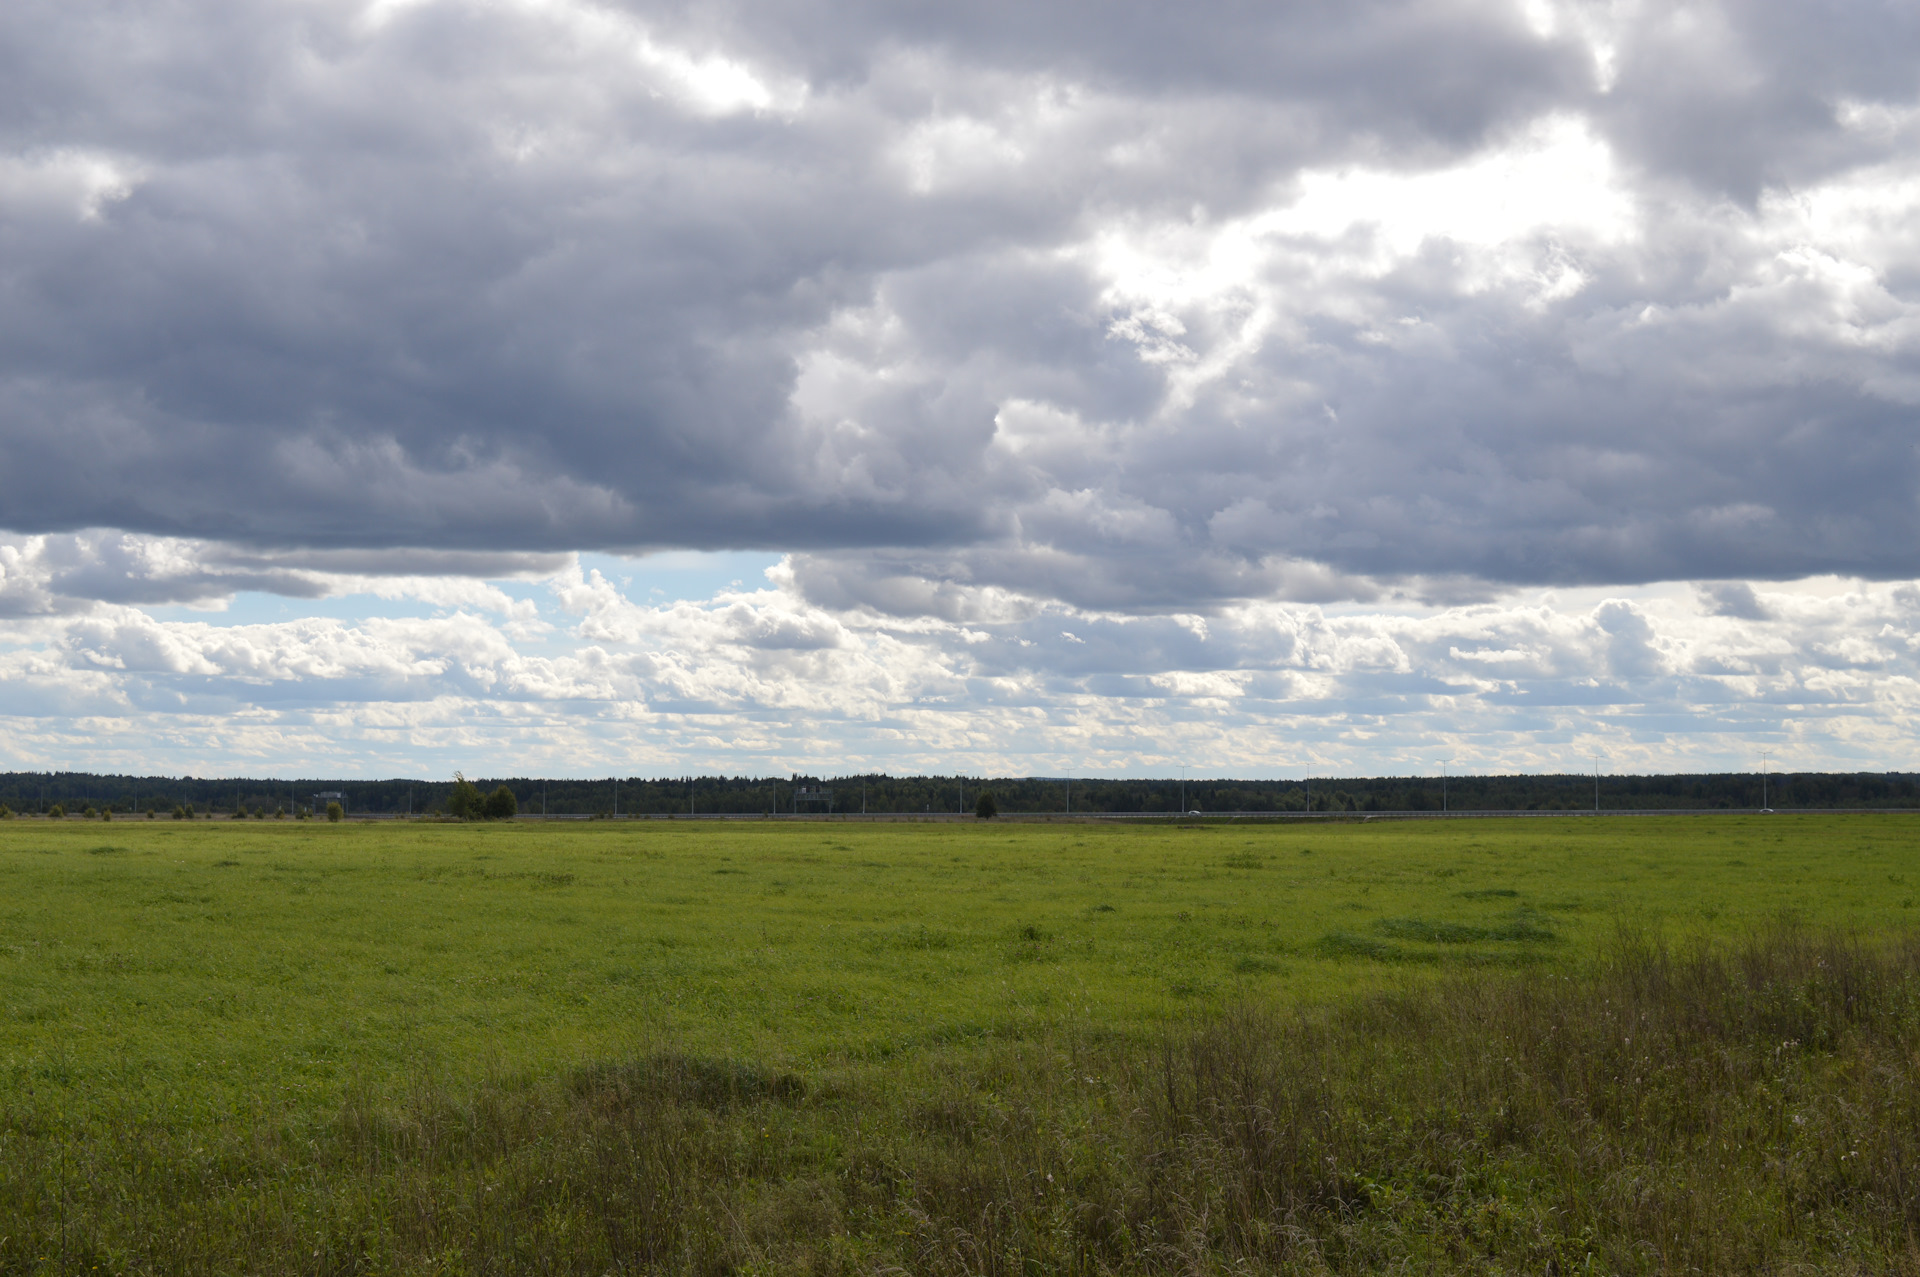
[1,0,1918,780]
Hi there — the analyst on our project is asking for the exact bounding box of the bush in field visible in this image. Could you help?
[484,785,518,820]
[326,801,343,823]
[100,808,112,821]
[46,804,64,818]
[447,773,484,820]
[0,804,11,819]
[275,806,286,819]
[974,790,998,819]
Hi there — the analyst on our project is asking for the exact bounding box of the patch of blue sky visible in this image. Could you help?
[135,551,785,628]
[576,550,784,605]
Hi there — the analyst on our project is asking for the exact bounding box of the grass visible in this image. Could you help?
[2,814,1918,1272]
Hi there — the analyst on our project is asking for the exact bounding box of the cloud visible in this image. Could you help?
[0,530,1915,777]
[0,531,567,617]
[1699,581,1771,620]
[2,3,1919,776]
[0,0,1915,609]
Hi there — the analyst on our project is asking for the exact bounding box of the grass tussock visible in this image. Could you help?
[7,927,1920,1274]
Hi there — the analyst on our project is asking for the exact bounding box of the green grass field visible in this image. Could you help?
[4,813,1919,1273]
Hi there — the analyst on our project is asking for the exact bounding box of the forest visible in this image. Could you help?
[0,768,1909,816]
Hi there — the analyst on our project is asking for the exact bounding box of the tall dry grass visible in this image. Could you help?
[6,927,1920,1274]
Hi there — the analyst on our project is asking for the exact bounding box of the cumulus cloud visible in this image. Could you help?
[0,531,565,616]
[0,0,1916,608]
[0,530,1913,776]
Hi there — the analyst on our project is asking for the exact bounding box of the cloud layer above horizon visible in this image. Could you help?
[0,532,1913,778]
[2,0,1918,775]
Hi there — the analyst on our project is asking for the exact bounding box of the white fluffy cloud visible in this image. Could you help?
[0,532,1913,777]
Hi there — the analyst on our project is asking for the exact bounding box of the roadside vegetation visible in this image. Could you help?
[3,816,1917,1272]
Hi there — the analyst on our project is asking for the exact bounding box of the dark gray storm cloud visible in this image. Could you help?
[1,0,1917,609]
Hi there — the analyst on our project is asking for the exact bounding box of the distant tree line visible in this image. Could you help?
[0,769,1915,816]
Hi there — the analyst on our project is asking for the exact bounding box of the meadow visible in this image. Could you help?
[3,814,1918,1273]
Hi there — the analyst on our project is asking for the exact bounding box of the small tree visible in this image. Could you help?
[0,805,11,819]
[448,772,483,821]
[275,806,286,819]
[974,790,998,819]
[484,785,518,820]
[47,803,65,819]
[326,801,343,823]
[101,807,112,821]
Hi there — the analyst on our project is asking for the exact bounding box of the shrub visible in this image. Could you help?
[275,806,286,819]
[100,808,112,821]
[0,804,11,819]
[326,802,343,823]
[145,810,154,819]
[484,785,518,820]
[974,790,998,819]
[448,773,484,820]
[46,804,64,819]
[82,805,97,818]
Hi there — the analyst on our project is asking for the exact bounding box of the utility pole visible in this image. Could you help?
[613,777,618,818]
[1760,750,1773,811]
[1440,760,1451,813]
[1593,756,1600,813]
